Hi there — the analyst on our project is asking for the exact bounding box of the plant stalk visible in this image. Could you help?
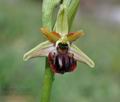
[40,0,60,102]
[40,58,54,102]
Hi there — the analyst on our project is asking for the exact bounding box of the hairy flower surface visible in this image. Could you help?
[23,5,95,74]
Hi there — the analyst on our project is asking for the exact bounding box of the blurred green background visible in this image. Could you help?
[0,0,120,102]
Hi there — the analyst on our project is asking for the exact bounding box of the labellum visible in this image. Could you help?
[48,43,77,74]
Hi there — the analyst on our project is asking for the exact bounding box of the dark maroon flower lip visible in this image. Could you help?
[48,48,77,74]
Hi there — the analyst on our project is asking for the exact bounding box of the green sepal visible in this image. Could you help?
[70,44,95,68]
[54,4,68,36]
[23,41,55,61]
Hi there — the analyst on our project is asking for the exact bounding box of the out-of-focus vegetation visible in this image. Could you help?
[0,0,120,102]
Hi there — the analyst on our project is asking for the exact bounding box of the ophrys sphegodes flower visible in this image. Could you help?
[23,5,95,74]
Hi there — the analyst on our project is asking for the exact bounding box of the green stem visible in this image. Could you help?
[40,0,60,102]
[40,58,54,102]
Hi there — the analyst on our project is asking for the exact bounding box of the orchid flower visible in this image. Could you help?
[23,5,95,74]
